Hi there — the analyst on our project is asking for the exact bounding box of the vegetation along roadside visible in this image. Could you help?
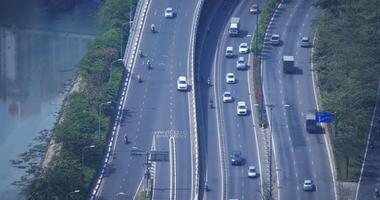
[10,0,138,199]
[313,0,380,181]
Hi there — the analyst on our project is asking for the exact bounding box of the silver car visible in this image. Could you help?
[236,57,246,70]
[270,34,280,45]
[300,36,312,47]
[303,180,315,191]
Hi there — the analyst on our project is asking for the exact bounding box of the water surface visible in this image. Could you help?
[0,0,101,198]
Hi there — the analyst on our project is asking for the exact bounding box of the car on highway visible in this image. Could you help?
[239,43,249,54]
[225,73,236,84]
[300,36,312,47]
[303,180,315,191]
[247,166,257,178]
[164,7,174,18]
[225,46,234,58]
[270,34,280,45]
[237,101,248,115]
[250,4,258,14]
[236,56,247,70]
[230,151,243,165]
[223,91,233,103]
[177,76,188,91]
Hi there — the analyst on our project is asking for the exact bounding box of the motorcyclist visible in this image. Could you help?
[147,60,152,69]
[139,49,143,57]
[124,134,128,144]
[150,24,155,32]
[137,74,142,82]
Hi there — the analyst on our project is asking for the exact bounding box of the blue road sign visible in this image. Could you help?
[316,112,334,123]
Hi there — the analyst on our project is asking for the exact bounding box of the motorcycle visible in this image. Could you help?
[207,78,211,86]
[124,135,128,144]
[150,24,156,33]
[209,100,214,109]
[137,75,142,83]
[205,182,210,192]
[147,60,152,70]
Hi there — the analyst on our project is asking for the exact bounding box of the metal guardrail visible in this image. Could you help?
[189,0,205,199]
[89,0,150,199]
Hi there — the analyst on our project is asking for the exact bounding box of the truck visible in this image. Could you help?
[306,113,318,133]
[283,55,295,73]
[229,17,240,36]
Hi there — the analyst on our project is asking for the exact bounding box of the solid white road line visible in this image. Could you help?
[169,136,177,200]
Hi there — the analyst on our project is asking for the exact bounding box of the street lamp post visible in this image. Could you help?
[109,59,124,83]
[266,104,290,199]
[81,145,95,169]
[66,189,80,200]
[98,101,112,137]
[131,147,151,192]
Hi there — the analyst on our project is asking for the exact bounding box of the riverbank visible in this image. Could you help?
[11,0,136,199]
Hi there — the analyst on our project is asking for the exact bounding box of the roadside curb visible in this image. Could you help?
[90,0,150,199]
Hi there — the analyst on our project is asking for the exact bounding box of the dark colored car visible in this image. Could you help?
[230,151,243,165]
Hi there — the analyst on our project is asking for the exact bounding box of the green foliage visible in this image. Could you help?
[313,0,380,181]
[89,29,121,53]
[12,0,138,199]
[251,0,281,53]
[98,0,137,30]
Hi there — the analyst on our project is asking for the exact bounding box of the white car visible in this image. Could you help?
[270,34,280,45]
[225,73,236,84]
[177,76,188,91]
[236,57,246,70]
[247,166,257,178]
[238,43,249,54]
[225,46,234,58]
[303,180,315,191]
[237,101,248,115]
[223,91,233,103]
[165,8,174,18]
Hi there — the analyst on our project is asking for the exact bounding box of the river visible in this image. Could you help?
[0,0,102,198]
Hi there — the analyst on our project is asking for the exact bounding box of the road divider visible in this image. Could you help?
[188,0,205,199]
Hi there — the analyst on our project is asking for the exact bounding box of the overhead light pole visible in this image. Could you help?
[109,59,124,83]
[66,189,80,200]
[98,101,112,137]
[81,145,96,170]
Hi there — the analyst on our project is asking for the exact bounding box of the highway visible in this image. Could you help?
[197,0,263,199]
[98,0,198,199]
[262,0,336,199]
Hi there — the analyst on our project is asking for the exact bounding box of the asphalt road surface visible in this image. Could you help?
[98,0,198,199]
[262,0,336,199]
[198,0,263,199]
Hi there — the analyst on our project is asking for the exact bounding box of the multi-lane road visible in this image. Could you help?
[263,0,336,199]
[98,0,198,199]
[201,0,263,199]
[96,0,344,199]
